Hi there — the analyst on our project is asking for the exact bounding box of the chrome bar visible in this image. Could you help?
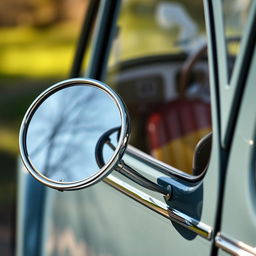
[215,233,256,256]
[126,145,205,182]
[104,174,213,240]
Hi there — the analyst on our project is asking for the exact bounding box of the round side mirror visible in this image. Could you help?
[19,78,130,190]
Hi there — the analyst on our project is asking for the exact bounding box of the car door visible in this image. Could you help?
[33,1,224,256]
[17,1,238,256]
[210,1,256,255]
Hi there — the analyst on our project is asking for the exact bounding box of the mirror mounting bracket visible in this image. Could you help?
[95,127,172,197]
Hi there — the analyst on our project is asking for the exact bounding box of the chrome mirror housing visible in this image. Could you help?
[19,78,130,191]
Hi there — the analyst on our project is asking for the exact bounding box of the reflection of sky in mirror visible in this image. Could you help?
[102,131,119,164]
[26,85,121,182]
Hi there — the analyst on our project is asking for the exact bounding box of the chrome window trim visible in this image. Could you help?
[126,145,206,183]
[215,233,256,256]
[104,174,213,240]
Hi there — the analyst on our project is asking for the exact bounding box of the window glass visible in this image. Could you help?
[223,0,251,81]
[106,0,211,176]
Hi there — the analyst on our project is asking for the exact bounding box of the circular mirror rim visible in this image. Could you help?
[19,78,130,190]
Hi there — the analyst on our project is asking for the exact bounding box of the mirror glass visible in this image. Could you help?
[25,83,122,183]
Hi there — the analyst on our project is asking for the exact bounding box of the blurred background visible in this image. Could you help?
[0,0,88,254]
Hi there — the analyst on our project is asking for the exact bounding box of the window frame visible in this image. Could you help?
[213,0,256,148]
[105,0,212,182]
[79,0,218,183]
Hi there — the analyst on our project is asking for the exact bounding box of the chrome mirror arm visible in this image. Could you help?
[95,128,172,197]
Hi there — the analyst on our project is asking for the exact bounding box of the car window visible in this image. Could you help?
[223,0,251,81]
[105,0,211,176]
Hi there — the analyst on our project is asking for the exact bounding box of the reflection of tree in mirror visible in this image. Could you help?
[43,89,96,177]
[26,85,121,182]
